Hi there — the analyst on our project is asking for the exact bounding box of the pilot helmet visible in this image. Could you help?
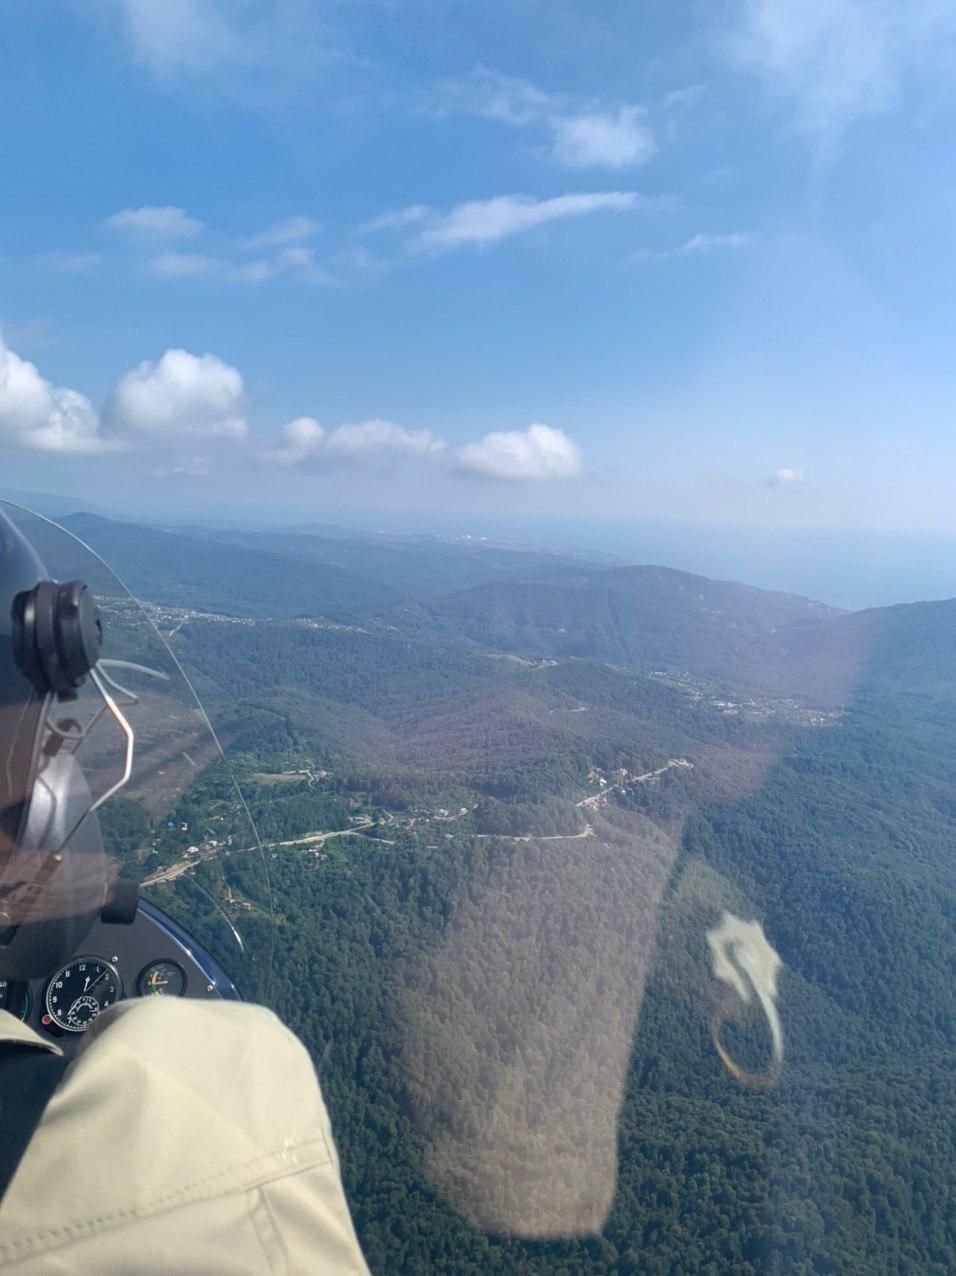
[0,508,113,981]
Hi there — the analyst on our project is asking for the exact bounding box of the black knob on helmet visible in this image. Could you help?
[11,580,103,697]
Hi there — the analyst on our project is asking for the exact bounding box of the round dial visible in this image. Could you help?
[137,960,187,998]
[45,958,121,1033]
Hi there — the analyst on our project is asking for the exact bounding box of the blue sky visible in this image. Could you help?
[4,0,956,555]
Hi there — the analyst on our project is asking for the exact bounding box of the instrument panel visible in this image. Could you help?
[1,900,239,1058]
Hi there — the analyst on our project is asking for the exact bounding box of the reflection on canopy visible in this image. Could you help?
[395,590,873,1239]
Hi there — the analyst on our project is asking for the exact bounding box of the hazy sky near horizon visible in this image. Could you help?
[4,1,956,534]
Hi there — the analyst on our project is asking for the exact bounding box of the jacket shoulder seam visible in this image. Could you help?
[0,1137,332,1260]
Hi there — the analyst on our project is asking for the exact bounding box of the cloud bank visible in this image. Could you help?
[270,416,581,482]
[272,417,445,468]
[44,181,650,289]
[0,333,583,484]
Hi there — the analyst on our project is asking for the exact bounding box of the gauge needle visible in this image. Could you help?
[86,969,110,996]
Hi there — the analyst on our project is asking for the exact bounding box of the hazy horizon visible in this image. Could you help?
[6,483,956,613]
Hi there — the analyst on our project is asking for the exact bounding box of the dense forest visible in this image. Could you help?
[48,515,955,1272]
[165,708,954,1273]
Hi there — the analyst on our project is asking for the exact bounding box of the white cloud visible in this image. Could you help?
[0,333,106,454]
[358,205,431,235]
[149,252,220,277]
[1,327,584,485]
[267,414,582,481]
[442,70,657,171]
[551,108,656,169]
[108,0,239,74]
[38,251,103,273]
[729,0,956,139]
[229,244,330,284]
[449,69,553,126]
[104,348,248,441]
[0,339,61,434]
[326,419,446,460]
[769,467,804,485]
[413,192,641,252]
[267,416,445,470]
[455,424,582,481]
[237,245,331,284]
[105,205,204,238]
[681,232,750,253]
[271,416,326,464]
[630,232,750,262]
[240,216,322,249]
[26,389,105,454]
[149,245,331,284]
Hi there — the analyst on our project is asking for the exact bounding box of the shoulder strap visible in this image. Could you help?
[0,1048,70,1203]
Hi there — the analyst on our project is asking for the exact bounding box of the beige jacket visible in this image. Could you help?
[0,999,371,1274]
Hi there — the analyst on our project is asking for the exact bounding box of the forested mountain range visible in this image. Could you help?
[59,511,842,694]
[36,507,956,1272]
[173,521,621,598]
[63,510,956,713]
[389,565,843,700]
[59,509,955,711]
[56,512,404,618]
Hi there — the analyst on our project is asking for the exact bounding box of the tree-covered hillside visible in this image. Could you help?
[56,513,401,619]
[178,523,610,599]
[51,513,850,699]
[59,512,955,1272]
[200,699,954,1274]
[388,564,839,693]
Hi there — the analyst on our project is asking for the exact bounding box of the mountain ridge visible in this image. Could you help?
[40,510,956,711]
